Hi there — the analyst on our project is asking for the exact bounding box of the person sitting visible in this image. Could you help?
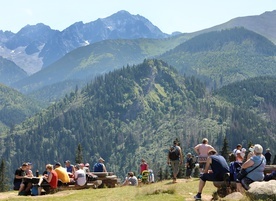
[74,164,87,186]
[64,160,75,179]
[264,171,276,181]
[84,163,90,173]
[93,157,107,172]
[236,144,266,192]
[122,172,138,186]
[14,163,33,195]
[228,153,242,181]
[37,164,58,195]
[25,162,33,177]
[194,149,230,200]
[233,144,244,163]
[54,162,70,185]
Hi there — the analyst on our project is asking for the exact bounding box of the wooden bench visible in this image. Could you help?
[213,165,276,197]
[90,172,119,188]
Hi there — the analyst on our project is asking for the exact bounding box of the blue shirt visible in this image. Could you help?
[247,155,265,181]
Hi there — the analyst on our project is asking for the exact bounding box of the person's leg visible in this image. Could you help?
[172,161,179,182]
[24,182,33,193]
[18,183,25,193]
[198,178,206,193]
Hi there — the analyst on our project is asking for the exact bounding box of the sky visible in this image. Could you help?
[1,0,275,34]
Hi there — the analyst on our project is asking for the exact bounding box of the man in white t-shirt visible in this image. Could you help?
[74,164,86,186]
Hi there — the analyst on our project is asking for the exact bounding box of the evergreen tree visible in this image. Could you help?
[0,159,9,192]
[75,144,83,164]
[220,136,229,161]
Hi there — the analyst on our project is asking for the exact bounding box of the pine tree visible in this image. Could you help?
[0,159,9,192]
[75,144,83,164]
[220,136,229,162]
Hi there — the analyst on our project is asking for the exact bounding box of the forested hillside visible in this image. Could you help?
[1,59,276,185]
[0,84,42,133]
[159,27,276,89]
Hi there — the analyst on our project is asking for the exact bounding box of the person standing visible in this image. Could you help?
[264,148,272,165]
[194,149,230,200]
[140,159,148,174]
[167,140,183,183]
[185,153,194,179]
[194,138,214,174]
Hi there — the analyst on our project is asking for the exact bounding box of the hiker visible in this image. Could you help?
[185,153,194,179]
[93,157,107,172]
[167,140,183,183]
[232,144,243,163]
[14,163,33,195]
[194,138,214,174]
[140,159,148,174]
[74,164,87,186]
[122,172,138,186]
[265,148,272,165]
[194,149,229,200]
[54,162,70,185]
[37,164,58,195]
[236,144,266,192]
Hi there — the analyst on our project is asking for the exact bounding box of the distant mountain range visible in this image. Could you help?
[0,10,168,75]
[0,10,275,100]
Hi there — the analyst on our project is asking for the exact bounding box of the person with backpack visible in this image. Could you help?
[167,140,183,183]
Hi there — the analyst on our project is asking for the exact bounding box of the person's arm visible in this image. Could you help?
[44,172,53,183]
[204,157,212,173]
[179,147,183,164]
[241,159,254,169]
[102,164,107,172]
[194,145,199,155]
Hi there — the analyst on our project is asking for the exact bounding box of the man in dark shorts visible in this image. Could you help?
[194,149,229,200]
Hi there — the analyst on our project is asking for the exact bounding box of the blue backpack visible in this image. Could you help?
[229,161,242,181]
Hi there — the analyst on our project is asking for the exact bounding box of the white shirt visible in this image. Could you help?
[74,169,86,186]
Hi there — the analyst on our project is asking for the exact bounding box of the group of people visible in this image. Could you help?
[14,157,107,196]
[165,138,275,200]
[122,158,155,186]
[193,140,275,199]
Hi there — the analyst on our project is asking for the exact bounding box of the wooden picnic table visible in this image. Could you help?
[90,172,119,188]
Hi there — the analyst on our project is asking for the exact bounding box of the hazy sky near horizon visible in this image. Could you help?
[1,0,275,34]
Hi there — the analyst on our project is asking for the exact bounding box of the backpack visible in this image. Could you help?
[169,146,180,160]
[229,161,242,181]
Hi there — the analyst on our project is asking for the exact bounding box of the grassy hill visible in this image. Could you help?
[0,178,248,201]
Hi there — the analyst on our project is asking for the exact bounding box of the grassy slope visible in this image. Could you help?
[0,179,247,201]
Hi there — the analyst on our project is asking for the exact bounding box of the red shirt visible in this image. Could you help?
[140,163,148,174]
[49,170,58,189]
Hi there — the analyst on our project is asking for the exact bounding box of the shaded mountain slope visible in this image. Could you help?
[0,56,28,85]
[0,84,42,133]
[159,27,276,89]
